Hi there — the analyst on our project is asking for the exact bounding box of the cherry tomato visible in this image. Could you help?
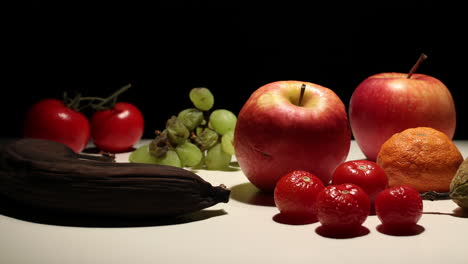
[316,183,370,235]
[375,185,423,231]
[90,102,144,153]
[23,99,91,153]
[331,160,388,203]
[274,170,325,223]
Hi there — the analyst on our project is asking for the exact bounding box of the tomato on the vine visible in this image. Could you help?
[331,160,388,203]
[90,102,144,153]
[23,99,91,153]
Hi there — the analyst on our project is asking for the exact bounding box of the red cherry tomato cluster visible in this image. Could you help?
[274,160,423,236]
[23,85,144,153]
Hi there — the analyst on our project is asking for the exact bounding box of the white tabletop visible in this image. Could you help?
[1,140,468,264]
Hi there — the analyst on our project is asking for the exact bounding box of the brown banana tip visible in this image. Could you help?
[214,184,231,203]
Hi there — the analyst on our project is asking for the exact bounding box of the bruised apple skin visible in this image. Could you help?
[350,73,456,161]
[234,81,351,192]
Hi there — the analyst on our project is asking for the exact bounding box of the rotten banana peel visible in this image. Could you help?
[0,138,230,218]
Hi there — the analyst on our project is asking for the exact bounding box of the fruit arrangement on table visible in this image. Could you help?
[3,53,468,238]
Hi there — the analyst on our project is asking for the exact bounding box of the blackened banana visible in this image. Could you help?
[0,138,230,217]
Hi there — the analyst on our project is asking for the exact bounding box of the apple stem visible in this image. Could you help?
[298,84,306,106]
[407,53,428,79]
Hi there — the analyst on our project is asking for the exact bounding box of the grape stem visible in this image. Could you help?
[407,53,428,79]
[298,84,306,106]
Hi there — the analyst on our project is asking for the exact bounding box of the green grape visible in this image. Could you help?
[189,87,214,111]
[178,108,204,131]
[195,126,203,137]
[205,143,232,170]
[129,144,156,164]
[175,142,203,167]
[191,152,206,169]
[166,116,189,145]
[154,150,182,167]
[221,130,235,155]
[207,119,214,130]
[148,130,169,158]
[129,145,182,167]
[194,128,218,151]
[209,109,237,135]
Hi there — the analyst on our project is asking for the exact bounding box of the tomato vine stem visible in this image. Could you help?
[64,84,132,111]
[92,83,131,110]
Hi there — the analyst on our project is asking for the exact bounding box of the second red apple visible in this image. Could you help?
[349,72,456,161]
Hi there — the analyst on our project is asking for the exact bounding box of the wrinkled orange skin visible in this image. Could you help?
[377,127,463,192]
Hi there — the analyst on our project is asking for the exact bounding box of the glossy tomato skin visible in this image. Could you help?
[90,102,144,153]
[316,183,370,233]
[331,160,388,202]
[374,185,423,230]
[23,99,91,153]
[274,170,325,222]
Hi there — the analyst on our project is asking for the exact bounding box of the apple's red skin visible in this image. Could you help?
[350,73,456,161]
[234,81,351,192]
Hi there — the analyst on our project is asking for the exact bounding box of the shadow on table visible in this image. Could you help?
[189,161,241,174]
[0,195,227,228]
[315,225,370,239]
[376,224,425,236]
[229,182,275,207]
[452,207,468,218]
[272,213,318,225]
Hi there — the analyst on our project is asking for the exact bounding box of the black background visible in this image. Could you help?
[3,2,467,139]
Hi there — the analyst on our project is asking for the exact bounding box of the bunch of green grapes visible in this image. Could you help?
[129,87,237,170]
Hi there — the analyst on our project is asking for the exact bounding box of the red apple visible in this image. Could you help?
[349,72,456,161]
[234,80,351,192]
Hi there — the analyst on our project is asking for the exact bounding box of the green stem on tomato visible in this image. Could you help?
[64,91,83,111]
[76,97,106,112]
[64,83,132,112]
[93,83,132,110]
[79,97,106,101]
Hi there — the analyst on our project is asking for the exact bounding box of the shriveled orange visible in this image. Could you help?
[376,127,463,192]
